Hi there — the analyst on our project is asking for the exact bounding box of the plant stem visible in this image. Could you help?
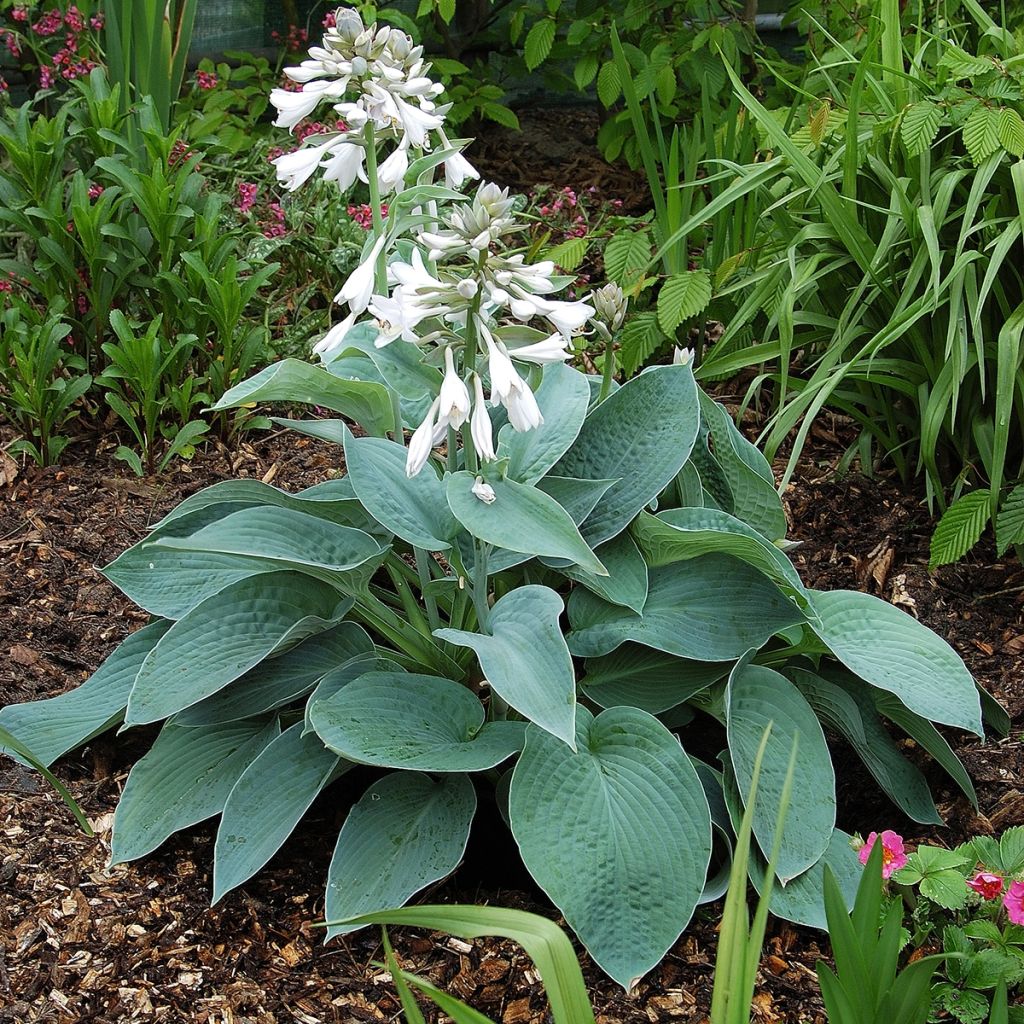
[363,121,388,294]
[414,547,442,632]
[472,540,490,632]
[598,325,616,402]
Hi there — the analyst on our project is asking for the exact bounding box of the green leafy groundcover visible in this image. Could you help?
[0,359,1006,991]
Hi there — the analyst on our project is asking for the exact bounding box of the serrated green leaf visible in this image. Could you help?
[901,100,943,156]
[929,491,990,568]
[1000,108,1024,157]
[544,235,589,272]
[524,18,556,71]
[603,230,651,288]
[597,61,621,107]
[657,271,712,334]
[996,484,1024,554]
[574,53,598,91]
[963,106,1002,164]
[619,312,666,375]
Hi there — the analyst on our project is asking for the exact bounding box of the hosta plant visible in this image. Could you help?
[0,8,1007,992]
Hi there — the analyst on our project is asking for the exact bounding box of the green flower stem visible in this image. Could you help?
[352,590,462,677]
[414,548,443,633]
[598,323,616,403]
[472,539,490,632]
[386,563,430,636]
[363,121,388,294]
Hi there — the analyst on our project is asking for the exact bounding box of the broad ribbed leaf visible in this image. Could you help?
[524,17,555,70]
[211,358,394,436]
[535,476,616,526]
[901,101,942,156]
[567,554,804,659]
[995,484,1024,554]
[726,659,835,881]
[603,230,649,286]
[553,364,700,545]
[310,672,526,771]
[0,620,170,767]
[446,471,606,575]
[110,717,278,864]
[343,430,458,550]
[790,668,941,824]
[125,572,350,725]
[498,363,590,484]
[555,531,648,613]
[213,722,349,901]
[657,270,712,334]
[324,772,476,938]
[928,491,989,568]
[174,623,374,726]
[509,707,711,990]
[999,108,1024,158]
[808,589,983,735]
[963,106,1001,164]
[580,645,725,713]
[436,586,577,747]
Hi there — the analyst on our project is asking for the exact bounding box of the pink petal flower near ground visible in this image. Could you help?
[967,871,1005,900]
[1004,880,1024,924]
[858,830,908,879]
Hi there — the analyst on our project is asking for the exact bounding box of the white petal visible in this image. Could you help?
[470,375,495,461]
[472,477,496,504]
[376,145,409,194]
[322,142,365,190]
[312,312,357,360]
[505,332,573,365]
[505,383,543,432]
[337,235,387,314]
[444,150,479,190]
[406,397,441,477]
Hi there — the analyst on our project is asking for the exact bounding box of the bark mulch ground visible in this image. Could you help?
[1,416,1022,1024]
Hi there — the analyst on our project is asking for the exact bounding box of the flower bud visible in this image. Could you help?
[350,54,367,76]
[335,8,363,43]
[456,278,478,299]
[592,282,627,331]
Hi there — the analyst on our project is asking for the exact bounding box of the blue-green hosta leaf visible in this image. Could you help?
[155,507,388,592]
[552,364,700,545]
[498,363,591,484]
[789,667,941,824]
[554,531,648,613]
[808,589,983,735]
[328,319,441,400]
[631,507,806,601]
[173,623,375,727]
[302,654,403,734]
[446,471,606,576]
[324,772,476,939]
[580,645,726,714]
[110,717,279,865]
[535,476,616,526]
[343,430,458,551]
[696,395,786,541]
[436,586,577,747]
[0,620,171,767]
[509,707,712,990]
[726,658,835,881]
[310,672,526,771]
[213,722,350,901]
[211,358,394,436]
[566,554,804,659]
[125,572,351,725]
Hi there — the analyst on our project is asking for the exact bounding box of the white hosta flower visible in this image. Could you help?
[445,149,479,190]
[312,311,357,360]
[505,332,573,365]
[478,317,517,402]
[407,396,440,477]
[673,346,695,366]
[336,234,386,314]
[438,347,471,428]
[368,287,435,346]
[504,381,543,432]
[472,477,496,504]
[269,86,326,129]
[321,140,365,190]
[470,374,495,461]
[376,143,409,194]
[593,282,627,330]
[272,136,340,192]
[535,296,595,340]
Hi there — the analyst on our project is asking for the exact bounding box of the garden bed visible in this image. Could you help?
[1,414,1022,1024]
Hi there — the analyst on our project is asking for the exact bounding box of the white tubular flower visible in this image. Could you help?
[673,346,695,366]
[438,347,471,428]
[393,94,444,147]
[407,396,441,477]
[376,143,409,194]
[470,374,496,461]
[504,380,543,432]
[322,141,365,190]
[269,86,326,128]
[368,287,435,346]
[506,332,573,365]
[312,311,357,360]
[472,477,496,504]
[444,149,479,190]
[478,317,517,402]
[536,297,595,340]
[336,234,386,314]
[272,137,340,192]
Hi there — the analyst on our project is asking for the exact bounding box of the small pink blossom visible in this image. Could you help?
[347,203,387,230]
[858,830,907,879]
[236,181,258,214]
[196,70,218,90]
[322,11,336,27]
[11,6,28,22]
[87,182,104,201]
[39,64,54,88]
[967,871,1004,900]
[1004,881,1024,924]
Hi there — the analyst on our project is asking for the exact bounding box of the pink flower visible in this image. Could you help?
[11,6,28,23]
[858,830,907,879]
[196,70,218,90]
[39,64,54,88]
[322,11,336,27]
[967,871,1005,901]
[87,182,104,201]
[1004,881,1024,924]
[236,182,258,213]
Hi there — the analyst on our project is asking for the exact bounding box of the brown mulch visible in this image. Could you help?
[0,417,1022,1023]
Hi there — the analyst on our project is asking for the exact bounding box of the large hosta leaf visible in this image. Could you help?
[174,623,375,726]
[310,672,526,771]
[436,586,577,747]
[343,431,458,550]
[552,364,700,545]
[509,707,712,990]
[211,358,394,436]
[726,659,835,881]
[789,667,941,824]
[324,772,476,939]
[446,471,606,575]
[125,572,350,725]
[213,722,350,901]
[110,717,278,864]
[553,531,649,613]
[632,507,806,600]
[566,554,803,659]
[498,363,591,483]
[808,589,983,735]
[580,645,726,714]
[0,620,170,767]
